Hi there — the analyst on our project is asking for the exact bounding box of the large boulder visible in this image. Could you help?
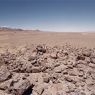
[7,79,33,95]
[0,79,13,91]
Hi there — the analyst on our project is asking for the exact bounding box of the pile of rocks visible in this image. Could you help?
[0,44,95,95]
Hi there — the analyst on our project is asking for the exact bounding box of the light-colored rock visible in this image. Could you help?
[33,85,44,95]
[90,57,95,64]
[0,66,12,82]
[32,66,41,73]
[0,90,12,95]
[89,63,95,68]
[82,50,91,57]
[53,64,67,73]
[50,52,58,59]
[0,45,95,95]
[11,79,32,95]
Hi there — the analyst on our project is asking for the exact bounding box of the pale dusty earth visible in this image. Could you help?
[0,29,95,95]
[0,30,95,49]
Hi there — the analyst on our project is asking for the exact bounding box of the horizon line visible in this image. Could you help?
[0,26,95,33]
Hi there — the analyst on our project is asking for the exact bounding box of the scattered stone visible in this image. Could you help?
[36,45,46,53]
[0,56,5,66]
[0,45,95,95]
[28,52,37,61]
[68,68,78,76]
[32,66,41,73]
[90,57,95,64]
[53,64,67,73]
[76,55,85,61]
[42,74,50,83]
[78,70,84,77]
[0,90,12,95]
[64,76,78,84]
[82,50,91,57]
[0,79,13,91]
[33,85,44,95]
[89,63,95,68]
[64,76,73,82]
[42,90,52,95]
[9,79,33,95]
[0,66,12,82]
[50,52,58,59]
[91,71,95,80]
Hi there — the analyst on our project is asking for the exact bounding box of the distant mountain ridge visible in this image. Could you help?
[0,27,23,31]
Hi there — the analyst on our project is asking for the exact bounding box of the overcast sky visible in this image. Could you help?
[0,0,95,32]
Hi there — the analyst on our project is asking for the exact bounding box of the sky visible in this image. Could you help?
[0,0,95,32]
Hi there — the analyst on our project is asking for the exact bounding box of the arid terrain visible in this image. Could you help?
[0,29,95,95]
[0,29,95,49]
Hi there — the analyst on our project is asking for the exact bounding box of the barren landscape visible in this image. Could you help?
[0,29,95,95]
[0,29,95,49]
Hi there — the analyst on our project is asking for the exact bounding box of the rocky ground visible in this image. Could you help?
[0,44,95,95]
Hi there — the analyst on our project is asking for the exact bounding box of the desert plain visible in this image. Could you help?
[0,29,95,95]
[0,29,95,48]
